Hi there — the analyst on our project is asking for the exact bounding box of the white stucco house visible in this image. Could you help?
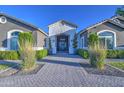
[48,20,77,54]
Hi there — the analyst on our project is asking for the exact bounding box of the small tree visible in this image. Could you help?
[73,34,78,49]
[18,32,36,71]
[116,6,124,17]
[88,32,99,48]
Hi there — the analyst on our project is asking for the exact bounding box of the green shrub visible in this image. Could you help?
[43,49,48,57]
[36,49,48,60]
[0,51,19,60]
[107,50,118,58]
[77,49,89,59]
[78,49,124,59]
[0,49,48,61]
[106,50,124,59]
[117,50,124,58]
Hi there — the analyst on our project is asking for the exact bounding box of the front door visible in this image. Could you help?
[57,35,68,52]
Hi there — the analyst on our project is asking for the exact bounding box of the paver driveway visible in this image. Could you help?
[0,54,124,87]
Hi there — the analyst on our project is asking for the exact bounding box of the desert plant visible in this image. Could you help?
[89,45,106,70]
[88,46,97,67]
[96,47,106,70]
[88,33,106,70]
[88,33,99,66]
[18,32,36,71]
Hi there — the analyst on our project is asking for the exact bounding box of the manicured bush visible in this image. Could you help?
[0,49,48,61]
[117,50,124,58]
[36,49,48,60]
[106,50,119,58]
[77,49,124,59]
[77,49,89,59]
[106,50,124,59]
[0,51,19,60]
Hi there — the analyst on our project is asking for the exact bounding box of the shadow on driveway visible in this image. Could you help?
[38,59,81,67]
[49,54,81,59]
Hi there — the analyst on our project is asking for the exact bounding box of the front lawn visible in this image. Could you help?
[0,64,14,70]
[108,62,124,70]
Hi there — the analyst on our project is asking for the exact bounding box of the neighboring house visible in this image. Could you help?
[48,20,77,54]
[78,15,124,50]
[0,13,48,51]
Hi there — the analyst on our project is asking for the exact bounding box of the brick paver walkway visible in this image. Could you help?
[0,54,124,87]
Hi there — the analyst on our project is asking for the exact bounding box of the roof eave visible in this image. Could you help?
[0,13,48,36]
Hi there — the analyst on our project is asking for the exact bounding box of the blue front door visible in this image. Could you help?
[57,35,68,52]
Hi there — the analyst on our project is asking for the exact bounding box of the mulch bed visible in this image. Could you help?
[14,64,44,76]
[80,62,124,77]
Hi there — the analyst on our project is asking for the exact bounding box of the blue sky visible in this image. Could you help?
[0,5,122,33]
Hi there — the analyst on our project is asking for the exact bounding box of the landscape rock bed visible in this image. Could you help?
[14,64,44,76]
[80,62,124,77]
[0,63,44,78]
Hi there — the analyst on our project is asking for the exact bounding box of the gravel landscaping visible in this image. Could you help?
[80,62,124,77]
[14,64,44,76]
[0,61,44,78]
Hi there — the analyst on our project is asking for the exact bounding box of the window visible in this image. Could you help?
[98,31,115,49]
[11,32,20,36]
[81,37,85,48]
[10,31,21,50]
[0,16,7,24]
